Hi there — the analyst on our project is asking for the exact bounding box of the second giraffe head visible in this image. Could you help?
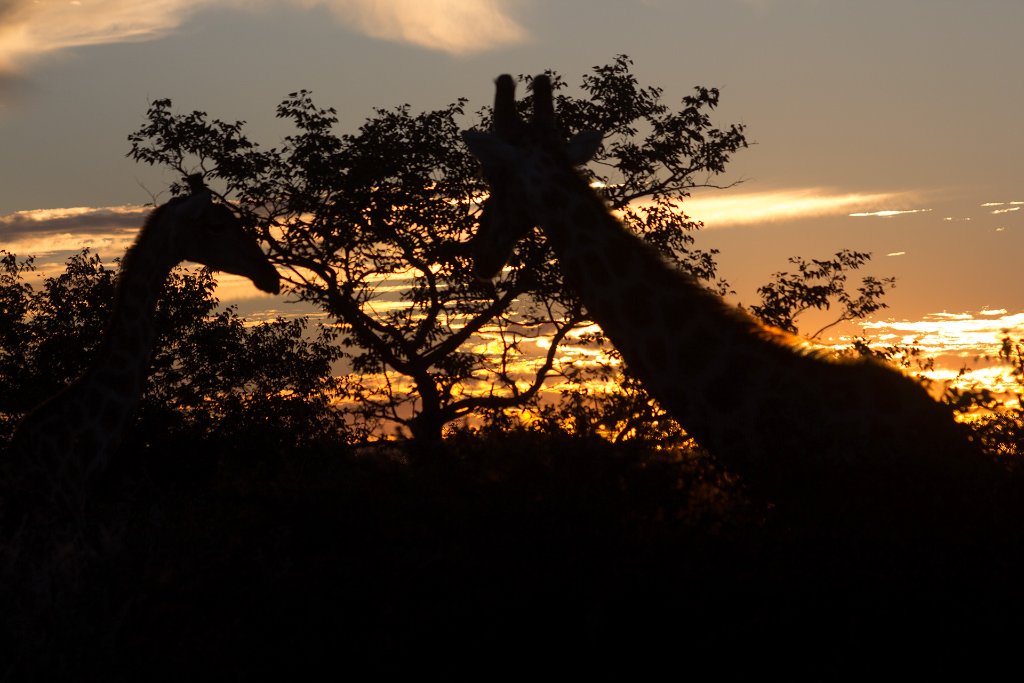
[462,74,603,281]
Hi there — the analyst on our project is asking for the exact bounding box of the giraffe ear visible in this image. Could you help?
[566,130,603,165]
[462,130,517,166]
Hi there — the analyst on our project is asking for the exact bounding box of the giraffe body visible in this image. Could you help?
[463,76,991,522]
[7,190,280,496]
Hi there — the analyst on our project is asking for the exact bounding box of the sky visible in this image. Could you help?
[1,0,1022,387]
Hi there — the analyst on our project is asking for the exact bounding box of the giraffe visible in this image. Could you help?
[462,75,994,526]
[5,184,280,512]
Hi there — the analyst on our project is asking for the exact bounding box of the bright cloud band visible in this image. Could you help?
[679,188,916,228]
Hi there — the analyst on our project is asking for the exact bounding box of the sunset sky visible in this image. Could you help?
[1,0,1022,385]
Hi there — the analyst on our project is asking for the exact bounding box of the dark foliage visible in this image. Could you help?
[0,249,348,448]
[3,433,1023,678]
[750,249,895,339]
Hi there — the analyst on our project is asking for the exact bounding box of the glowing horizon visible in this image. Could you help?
[6,194,1023,405]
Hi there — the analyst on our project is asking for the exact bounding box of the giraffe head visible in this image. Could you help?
[462,74,602,280]
[163,189,281,294]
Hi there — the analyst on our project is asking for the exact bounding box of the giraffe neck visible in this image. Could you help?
[527,168,981,501]
[531,170,763,431]
[7,208,184,471]
[88,223,180,410]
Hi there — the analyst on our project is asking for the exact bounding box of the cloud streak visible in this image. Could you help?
[849,208,932,218]
[679,188,913,228]
[0,0,526,76]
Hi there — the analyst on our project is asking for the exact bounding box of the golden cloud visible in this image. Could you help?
[855,309,1024,403]
[859,310,1024,357]
[306,0,527,54]
[0,0,214,74]
[678,188,915,228]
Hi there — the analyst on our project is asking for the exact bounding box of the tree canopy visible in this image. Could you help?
[126,56,752,442]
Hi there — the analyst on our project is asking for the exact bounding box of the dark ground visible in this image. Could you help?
[3,431,1024,679]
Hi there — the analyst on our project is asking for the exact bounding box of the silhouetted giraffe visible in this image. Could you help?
[463,75,990,523]
[7,184,280,505]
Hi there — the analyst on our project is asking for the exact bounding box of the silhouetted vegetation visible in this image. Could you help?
[126,55,745,442]
[0,249,348,449]
[3,429,1024,677]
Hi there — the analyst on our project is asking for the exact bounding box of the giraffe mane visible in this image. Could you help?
[122,199,180,269]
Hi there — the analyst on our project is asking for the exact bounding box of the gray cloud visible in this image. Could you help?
[0,205,147,238]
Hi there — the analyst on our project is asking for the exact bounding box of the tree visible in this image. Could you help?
[127,56,748,443]
[0,250,347,450]
[749,250,895,340]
